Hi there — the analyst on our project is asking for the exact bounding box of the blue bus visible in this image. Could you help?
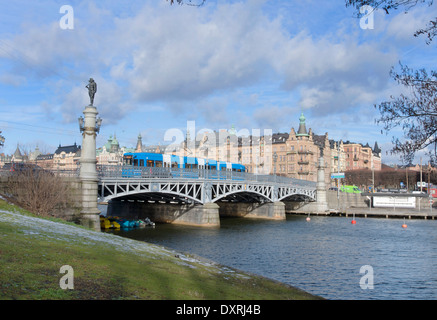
[123,152,245,172]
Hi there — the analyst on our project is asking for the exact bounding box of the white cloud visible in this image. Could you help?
[385,6,436,44]
[110,0,282,103]
[0,0,419,131]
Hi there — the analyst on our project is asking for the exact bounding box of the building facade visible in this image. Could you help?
[164,113,382,184]
[343,141,382,171]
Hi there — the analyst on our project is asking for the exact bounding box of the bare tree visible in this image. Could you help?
[346,0,436,42]
[5,167,72,217]
[346,0,437,164]
[377,64,437,164]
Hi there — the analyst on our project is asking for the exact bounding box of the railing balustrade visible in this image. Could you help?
[0,164,316,189]
[96,165,316,188]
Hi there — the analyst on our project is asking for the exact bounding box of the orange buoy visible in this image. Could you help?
[306,216,311,221]
[351,220,357,224]
[402,223,407,228]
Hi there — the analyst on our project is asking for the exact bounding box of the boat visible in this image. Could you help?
[117,219,131,228]
[143,217,155,226]
[103,216,155,229]
[100,217,121,230]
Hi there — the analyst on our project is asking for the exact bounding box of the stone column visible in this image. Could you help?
[79,104,101,231]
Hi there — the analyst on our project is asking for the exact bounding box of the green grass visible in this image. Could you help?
[0,199,322,300]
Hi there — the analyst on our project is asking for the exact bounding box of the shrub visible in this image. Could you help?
[5,168,72,217]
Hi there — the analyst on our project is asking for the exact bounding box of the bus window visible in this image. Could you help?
[172,163,178,168]
[140,159,144,167]
[133,159,138,167]
[155,161,163,167]
[123,158,132,165]
[147,160,154,167]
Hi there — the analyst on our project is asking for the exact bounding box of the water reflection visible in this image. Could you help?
[107,215,437,300]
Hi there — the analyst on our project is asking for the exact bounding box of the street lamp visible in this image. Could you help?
[0,131,5,147]
[96,117,102,133]
[78,116,102,133]
[78,116,84,132]
[273,151,278,175]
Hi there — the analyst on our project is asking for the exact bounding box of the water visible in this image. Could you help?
[108,215,437,300]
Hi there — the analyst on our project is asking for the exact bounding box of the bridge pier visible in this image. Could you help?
[107,199,285,226]
[173,203,220,227]
[107,200,220,227]
[217,201,285,220]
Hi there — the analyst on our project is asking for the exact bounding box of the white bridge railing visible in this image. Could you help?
[0,164,316,190]
[97,165,316,189]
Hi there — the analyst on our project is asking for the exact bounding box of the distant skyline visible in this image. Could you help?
[0,0,435,164]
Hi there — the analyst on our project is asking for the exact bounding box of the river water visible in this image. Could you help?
[107,214,437,300]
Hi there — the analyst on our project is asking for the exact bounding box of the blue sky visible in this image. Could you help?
[0,0,435,164]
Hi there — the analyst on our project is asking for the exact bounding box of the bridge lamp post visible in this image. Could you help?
[273,152,278,176]
[206,160,209,179]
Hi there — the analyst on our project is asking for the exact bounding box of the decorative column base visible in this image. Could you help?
[80,179,101,231]
[80,214,101,231]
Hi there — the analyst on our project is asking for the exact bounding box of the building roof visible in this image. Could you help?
[272,133,289,144]
[54,143,81,155]
[13,145,23,159]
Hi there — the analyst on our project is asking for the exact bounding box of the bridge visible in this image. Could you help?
[97,166,318,227]
[70,94,327,230]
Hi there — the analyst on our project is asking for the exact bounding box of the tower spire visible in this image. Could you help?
[135,133,143,153]
[296,112,309,137]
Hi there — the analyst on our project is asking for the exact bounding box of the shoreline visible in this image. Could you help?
[0,199,322,300]
[287,206,437,220]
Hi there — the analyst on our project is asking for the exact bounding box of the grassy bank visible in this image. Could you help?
[0,199,321,300]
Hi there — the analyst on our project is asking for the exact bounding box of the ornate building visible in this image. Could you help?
[343,141,382,171]
[52,143,81,170]
[163,113,381,184]
[96,134,135,165]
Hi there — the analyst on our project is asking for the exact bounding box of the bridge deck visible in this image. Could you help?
[97,166,316,186]
[97,166,317,204]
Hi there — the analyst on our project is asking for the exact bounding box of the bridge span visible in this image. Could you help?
[97,166,317,227]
